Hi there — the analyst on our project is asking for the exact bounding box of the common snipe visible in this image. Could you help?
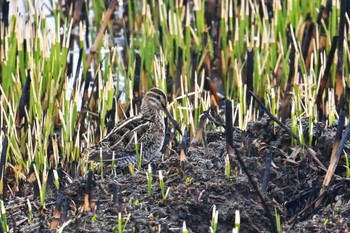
[87,88,181,168]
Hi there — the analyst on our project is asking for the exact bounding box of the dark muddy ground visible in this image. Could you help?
[4,116,350,232]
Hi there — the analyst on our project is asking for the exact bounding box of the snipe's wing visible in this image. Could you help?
[88,115,154,162]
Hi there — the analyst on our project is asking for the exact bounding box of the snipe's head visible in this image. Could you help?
[141,88,167,112]
[141,87,182,135]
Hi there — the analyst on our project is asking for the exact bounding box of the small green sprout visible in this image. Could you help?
[233,210,240,232]
[182,221,189,233]
[27,199,33,224]
[128,164,135,175]
[324,218,329,226]
[345,152,350,178]
[185,177,193,185]
[53,169,60,190]
[134,133,143,169]
[111,151,116,175]
[210,204,219,233]
[0,200,8,232]
[275,208,281,233]
[308,117,313,145]
[118,212,122,233]
[225,154,231,177]
[117,212,131,233]
[158,170,167,200]
[100,148,104,179]
[298,121,305,147]
[146,164,153,196]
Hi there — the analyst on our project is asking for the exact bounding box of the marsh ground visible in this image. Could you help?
[5,116,350,232]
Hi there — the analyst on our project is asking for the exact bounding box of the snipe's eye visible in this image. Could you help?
[156,95,161,100]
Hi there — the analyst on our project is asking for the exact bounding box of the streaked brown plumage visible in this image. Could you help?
[87,88,181,168]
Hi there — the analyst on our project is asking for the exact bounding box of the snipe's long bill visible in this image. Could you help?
[87,88,181,168]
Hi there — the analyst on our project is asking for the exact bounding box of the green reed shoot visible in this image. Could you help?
[275,208,281,233]
[345,152,350,179]
[27,199,33,224]
[111,151,116,175]
[210,204,219,233]
[33,164,47,208]
[225,154,231,177]
[182,221,189,233]
[118,212,131,233]
[146,164,153,196]
[118,212,123,233]
[298,121,305,147]
[0,200,8,233]
[128,164,135,176]
[158,170,166,200]
[291,102,298,146]
[100,149,104,179]
[234,210,240,232]
[53,169,60,190]
[134,133,143,170]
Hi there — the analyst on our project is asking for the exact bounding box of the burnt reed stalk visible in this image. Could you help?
[225,99,277,233]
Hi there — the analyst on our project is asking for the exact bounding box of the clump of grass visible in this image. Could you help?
[0,5,86,201]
